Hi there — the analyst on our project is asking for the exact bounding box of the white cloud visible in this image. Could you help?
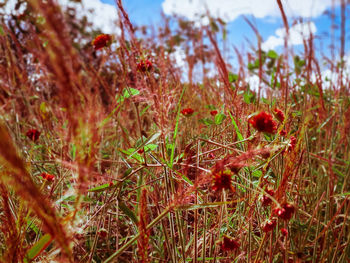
[3,0,118,34]
[162,0,338,22]
[262,21,317,50]
[59,0,118,34]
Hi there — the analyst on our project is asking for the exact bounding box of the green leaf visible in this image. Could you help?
[88,183,111,192]
[199,118,214,126]
[119,201,138,225]
[26,219,40,236]
[210,19,219,32]
[243,89,256,104]
[124,87,140,98]
[248,62,255,71]
[267,50,278,59]
[205,104,216,110]
[144,144,158,152]
[252,169,263,178]
[0,25,4,36]
[120,148,143,162]
[169,85,187,168]
[228,112,245,151]
[215,113,226,125]
[124,168,133,177]
[24,234,52,263]
[228,113,243,142]
[116,87,140,103]
[261,97,269,104]
[70,144,76,161]
[228,72,238,83]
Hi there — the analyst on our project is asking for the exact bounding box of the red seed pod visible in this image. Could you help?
[40,172,55,182]
[210,110,218,116]
[220,235,240,252]
[279,129,287,136]
[261,188,275,207]
[249,111,277,134]
[208,152,215,159]
[137,59,153,72]
[181,108,194,116]
[287,136,297,152]
[274,108,285,122]
[98,229,108,238]
[262,219,277,232]
[281,228,288,237]
[212,170,233,192]
[92,34,112,50]
[26,129,40,142]
[138,148,145,154]
[273,203,295,220]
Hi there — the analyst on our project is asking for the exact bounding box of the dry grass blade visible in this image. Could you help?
[0,123,73,260]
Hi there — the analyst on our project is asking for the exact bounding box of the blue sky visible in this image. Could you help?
[98,0,348,59]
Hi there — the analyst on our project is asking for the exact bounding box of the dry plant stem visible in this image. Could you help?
[300,191,326,248]
[87,192,108,263]
[194,140,200,263]
[331,201,349,262]
[160,143,177,263]
[103,205,173,263]
[254,233,267,263]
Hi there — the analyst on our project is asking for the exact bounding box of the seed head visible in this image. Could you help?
[212,170,233,192]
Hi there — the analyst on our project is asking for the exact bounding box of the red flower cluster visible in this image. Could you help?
[220,236,240,252]
[281,228,288,237]
[287,136,297,152]
[273,203,295,220]
[262,219,276,233]
[40,172,55,182]
[249,111,277,134]
[137,148,145,154]
[98,229,108,238]
[137,59,152,72]
[274,108,285,123]
[279,129,287,136]
[261,188,275,207]
[212,170,233,192]
[181,108,194,116]
[210,110,218,116]
[208,152,215,159]
[26,129,40,142]
[92,34,111,50]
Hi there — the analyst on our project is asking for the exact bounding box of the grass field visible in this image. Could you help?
[0,0,349,262]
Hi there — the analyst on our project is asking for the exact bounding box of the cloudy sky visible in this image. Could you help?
[4,0,347,54]
[110,0,347,54]
[3,0,349,72]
